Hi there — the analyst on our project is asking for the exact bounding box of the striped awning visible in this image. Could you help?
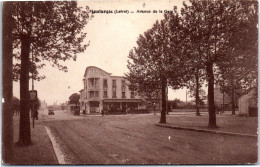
[103,99,143,103]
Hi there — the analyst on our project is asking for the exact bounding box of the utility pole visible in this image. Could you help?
[186,90,187,102]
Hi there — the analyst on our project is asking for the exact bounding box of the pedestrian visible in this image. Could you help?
[35,110,38,120]
[35,110,39,120]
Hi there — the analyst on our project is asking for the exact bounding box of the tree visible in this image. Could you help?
[127,9,188,123]
[188,82,206,115]
[69,93,80,106]
[216,0,258,115]
[167,98,181,109]
[11,1,90,146]
[2,2,14,163]
[180,0,257,128]
[187,67,205,116]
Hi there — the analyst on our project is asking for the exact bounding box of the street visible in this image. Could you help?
[37,110,257,165]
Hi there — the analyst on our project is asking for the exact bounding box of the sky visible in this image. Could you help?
[13,0,201,105]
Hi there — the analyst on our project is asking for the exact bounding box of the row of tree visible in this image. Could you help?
[126,0,258,127]
[12,96,41,115]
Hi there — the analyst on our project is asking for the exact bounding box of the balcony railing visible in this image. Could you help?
[88,96,99,100]
[88,85,99,90]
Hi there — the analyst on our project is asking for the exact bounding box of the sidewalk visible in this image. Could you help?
[156,111,258,137]
[10,116,58,165]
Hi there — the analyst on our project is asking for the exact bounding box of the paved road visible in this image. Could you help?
[38,111,257,165]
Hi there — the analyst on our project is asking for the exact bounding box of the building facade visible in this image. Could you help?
[238,87,257,116]
[79,66,161,114]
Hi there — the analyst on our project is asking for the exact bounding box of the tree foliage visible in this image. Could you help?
[167,98,181,109]
[11,1,90,146]
[69,93,80,106]
[215,0,258,114]
[127,0,257,127]
[126,8,188,123]
[12,1,90,80]
[180,0,258,127]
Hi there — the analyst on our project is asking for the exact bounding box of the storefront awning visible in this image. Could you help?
[103,99,143,103]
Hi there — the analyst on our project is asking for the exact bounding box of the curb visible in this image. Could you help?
[45,126,68,164]
[155,124,258,138]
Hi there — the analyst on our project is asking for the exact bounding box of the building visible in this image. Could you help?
[238,87,257,116]
[39,100,47,110]
[79,66,161,114]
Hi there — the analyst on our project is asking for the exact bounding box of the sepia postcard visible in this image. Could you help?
[2,0,258,165]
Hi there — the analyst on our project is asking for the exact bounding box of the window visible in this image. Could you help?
[85,81,87,89]
[112,79,117,98]
[89,78,94,86]
[89,91,94,98]
[112,80,116,88]
[95,91,99,97]
[103,91,108,98]
[122,80,126,91]
[112,90,117,98]
[89,78,99,88]
[122,92,126,98]
[103,79,108,90]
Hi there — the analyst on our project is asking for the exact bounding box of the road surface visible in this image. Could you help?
[38,110,257,165]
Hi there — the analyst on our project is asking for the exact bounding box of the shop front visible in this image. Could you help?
[102,99,144,113]
[89,101,100,113]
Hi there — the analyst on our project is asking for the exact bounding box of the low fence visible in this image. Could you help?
[103,108,209,115]
[170,108,208,112]
[104,109,150,115]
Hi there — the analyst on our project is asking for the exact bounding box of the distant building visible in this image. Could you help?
[40,100,47,110]
[79,66,161,114]
[238,87,257,116]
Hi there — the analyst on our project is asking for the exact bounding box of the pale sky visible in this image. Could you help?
[13,0,200,105]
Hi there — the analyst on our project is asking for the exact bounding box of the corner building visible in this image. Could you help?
[79,66,161,114]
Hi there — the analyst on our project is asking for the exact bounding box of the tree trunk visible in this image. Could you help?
[17,37,32,146]
[206,62,217,128]
[231,87,235,115]
[2,2,14,163]
[222,92,225,113]
[195,69,200,116]
[159,78,167,123]
[166,86,169,115]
